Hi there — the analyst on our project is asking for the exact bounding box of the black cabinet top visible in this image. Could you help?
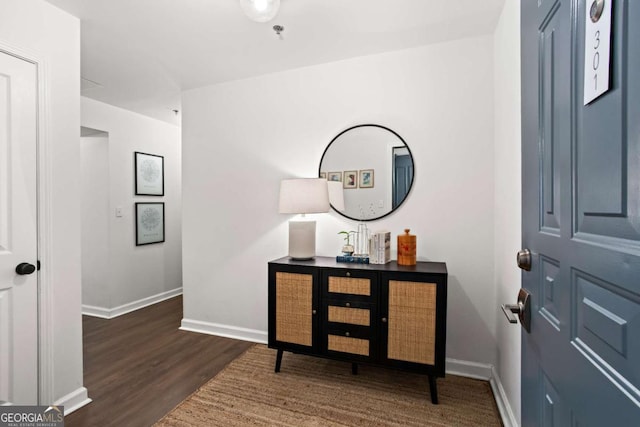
[269,256,447,275]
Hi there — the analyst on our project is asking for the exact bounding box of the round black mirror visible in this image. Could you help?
[319,124,414,221]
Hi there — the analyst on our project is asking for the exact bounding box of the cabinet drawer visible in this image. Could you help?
[327,305,370,327]
[328,276,371,296]
[327,334,370,357]
[323,270,377,302]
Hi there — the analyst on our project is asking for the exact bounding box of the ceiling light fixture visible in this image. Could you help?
[239,0,280,23]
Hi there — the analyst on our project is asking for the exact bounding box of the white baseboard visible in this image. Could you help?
[54,387,91,415]
[490,367,519,427]
[82,287,182,319]
[81,304,111,319]
[180,318,268,344]
[445,357,493,380]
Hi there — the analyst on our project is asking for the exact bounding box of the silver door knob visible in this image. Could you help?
[517,249,532,271]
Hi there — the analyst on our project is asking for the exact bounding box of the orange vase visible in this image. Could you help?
[397,229,416,266]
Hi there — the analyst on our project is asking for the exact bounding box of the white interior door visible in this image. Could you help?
[0,50,38,405]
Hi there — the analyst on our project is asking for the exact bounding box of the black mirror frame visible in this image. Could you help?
[319,124,415,222]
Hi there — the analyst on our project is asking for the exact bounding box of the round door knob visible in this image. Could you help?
[312,310,317,315]
[382,317,387,323]
[346,272,351,277]
[15,262,36,275]
[345,302,351,307]
[345,332,350,337]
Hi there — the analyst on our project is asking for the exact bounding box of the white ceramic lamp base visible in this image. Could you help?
[288,220,316,260]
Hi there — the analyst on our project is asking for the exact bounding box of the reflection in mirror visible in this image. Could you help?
[319,124,414,221]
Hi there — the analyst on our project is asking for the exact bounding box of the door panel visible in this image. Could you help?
[539,2,563,234]
[522,0,640,426]
[0,51,38,405]
[575,1,640,242]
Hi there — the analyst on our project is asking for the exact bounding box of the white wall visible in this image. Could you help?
[0,0,86,409]
[81,97,182,312]
[494,1,522,424]
[182,36,497,366]
[81,134,110,308]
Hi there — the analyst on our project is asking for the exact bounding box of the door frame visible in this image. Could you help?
[0,40,55,405]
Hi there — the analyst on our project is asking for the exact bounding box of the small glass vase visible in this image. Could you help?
[354,223,370,257]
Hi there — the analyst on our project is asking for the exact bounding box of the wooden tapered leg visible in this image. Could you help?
[428,375,438,404]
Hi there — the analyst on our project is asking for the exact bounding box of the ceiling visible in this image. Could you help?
[45,0,506,125]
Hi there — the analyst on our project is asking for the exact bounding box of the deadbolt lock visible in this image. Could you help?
[517,249,532,271]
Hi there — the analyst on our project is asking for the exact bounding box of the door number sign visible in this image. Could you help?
[583,0,612,105]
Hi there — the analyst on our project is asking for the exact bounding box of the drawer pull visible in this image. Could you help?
[382,317,387,323]
[346,272,351,277]
[345,332,350,337]
[345,302,351,307]
[312,309,317,315]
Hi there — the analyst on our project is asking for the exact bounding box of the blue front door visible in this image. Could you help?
[521,0,640,425]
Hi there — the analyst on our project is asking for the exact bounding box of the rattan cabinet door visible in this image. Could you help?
[379,273,447,376]
[268,264,319,353]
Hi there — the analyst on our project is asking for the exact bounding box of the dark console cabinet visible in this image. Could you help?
[268,256,448,403]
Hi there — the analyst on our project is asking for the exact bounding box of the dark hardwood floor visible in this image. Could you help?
[65,295,252,427]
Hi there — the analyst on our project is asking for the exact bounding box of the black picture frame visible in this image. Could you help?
[134,151,164,196]
[135,202,165,246]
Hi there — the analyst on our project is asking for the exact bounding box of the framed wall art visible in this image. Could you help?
[327,171,342,182]
[135,202,165,245]
[135,151,164,196]
[343,170,357,189]
[359,169,374,188]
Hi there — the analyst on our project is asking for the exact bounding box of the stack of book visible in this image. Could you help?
[369,231,391,264]
[336,255,369,264]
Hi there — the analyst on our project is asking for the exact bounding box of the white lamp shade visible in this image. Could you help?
[279,179,330,214]
[239,0,280,22]
[327,181,345,212]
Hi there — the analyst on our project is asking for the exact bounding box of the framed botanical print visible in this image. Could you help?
[359,169,374,188]
[135,202,165,245]
[135,151,164,196]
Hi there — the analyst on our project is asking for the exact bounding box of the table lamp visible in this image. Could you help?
[279,178,330,260]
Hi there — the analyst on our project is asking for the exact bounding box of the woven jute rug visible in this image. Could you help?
[156,345,502,426]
